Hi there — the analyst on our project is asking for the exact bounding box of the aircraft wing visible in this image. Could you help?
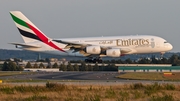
[53,40,88,49]
[9,42,41,48]
[53,39,132,55]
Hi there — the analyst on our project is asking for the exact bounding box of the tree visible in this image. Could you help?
[111,59,116,63]
[125,58,133,64]
[16,66,24,71]
[8,61,17,71]
[52,63,58,68]
[59,64,67,71]
[2,61,23,71]
[39,63,45,68]
[160,57,168,64]
[84,64,89,71]
[79,62,86,71]
[67,63,74,71]
[73,64,79,71]
[168,54,180,66]
[138,58,151,64]
[151,55,158,64]
[2,61,8,71]
[87,64,93,71]
[116,59,123,64]
[33,63,39,68]
[0,64,3,71]
[93,63,99,71]
[25,62,32,68]
[104,63,117,71]
[110,63,117,71]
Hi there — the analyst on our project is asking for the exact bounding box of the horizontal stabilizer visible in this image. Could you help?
[9,42,41,48]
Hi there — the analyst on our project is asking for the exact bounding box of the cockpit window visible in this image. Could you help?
[164,41,168,43]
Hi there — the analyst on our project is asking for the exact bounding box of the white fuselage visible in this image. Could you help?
[21,35,173,57]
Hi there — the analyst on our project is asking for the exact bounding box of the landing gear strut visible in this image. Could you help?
[85,57,102,63]
[160,52,165,59]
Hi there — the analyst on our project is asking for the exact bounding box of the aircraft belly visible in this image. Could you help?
[67,52,84,57]
[42,51,68,56]
[134,46,152,54]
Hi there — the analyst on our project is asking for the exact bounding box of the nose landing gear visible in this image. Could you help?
[160,52,165,59]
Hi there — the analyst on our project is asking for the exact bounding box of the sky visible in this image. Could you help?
[0,0,180,52]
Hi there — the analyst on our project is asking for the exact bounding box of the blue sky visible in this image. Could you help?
[1,0,180,52]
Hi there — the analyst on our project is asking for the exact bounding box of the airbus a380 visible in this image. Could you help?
[9,11,173,63]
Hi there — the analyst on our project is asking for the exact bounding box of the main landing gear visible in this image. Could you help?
[85,57,102,63]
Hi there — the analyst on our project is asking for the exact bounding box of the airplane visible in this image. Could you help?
[9,11,173,63]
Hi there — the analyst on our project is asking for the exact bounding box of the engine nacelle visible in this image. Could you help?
[106,49,121,57]
[85,46,101,54]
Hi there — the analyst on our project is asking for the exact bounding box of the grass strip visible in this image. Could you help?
[116,72,180,81]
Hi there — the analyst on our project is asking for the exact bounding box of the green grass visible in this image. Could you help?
[0,79,89,83]
[116,72,180,81]
[1,79,48,83]
[0,71,37,76]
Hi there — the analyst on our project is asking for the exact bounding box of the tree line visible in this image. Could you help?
[71,54,180,66]
[1,54,180,71]
[23,54,180,71]
[59,63,117,71]
[1,61,23,71]
[25,62,117,71]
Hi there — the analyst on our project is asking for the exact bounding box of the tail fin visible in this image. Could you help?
[10,11,50,43]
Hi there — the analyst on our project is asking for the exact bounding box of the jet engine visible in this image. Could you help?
[106,49,121,57]
[85,46,101,54]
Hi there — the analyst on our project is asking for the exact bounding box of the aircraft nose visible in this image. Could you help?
[168,43,173,50]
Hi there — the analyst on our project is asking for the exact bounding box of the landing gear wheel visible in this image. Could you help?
[84,57,93,63]
[93,57,102,63]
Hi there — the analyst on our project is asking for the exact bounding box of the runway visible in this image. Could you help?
[0,71,180,85]
[37,71,119,80]
[0,71,120,81]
